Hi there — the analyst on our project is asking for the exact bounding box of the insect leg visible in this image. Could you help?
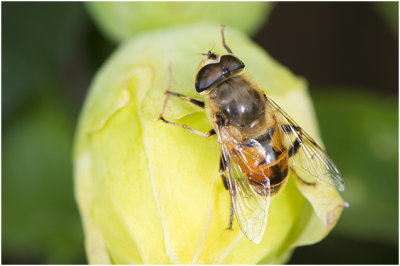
[165,90,205,109]
[281,124,301,134]
[221,171,235,231]
[158,116,215,137]
[288,137,301,157]
[227,200,234,231]
[157,89,214,137]
[291,168,316,187]
[159,64,203,115]
[220,157,229,190]
[282,125,318,186]
[220,25,233,54]
[219,154,234,230]
[288,135,317,186]
[281,125,303,157]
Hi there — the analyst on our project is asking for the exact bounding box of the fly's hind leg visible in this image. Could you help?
[220,155,234,230]
[227,199,234,231]
[288,136,301,158]
[157,90,215,137]
[281,124,303,158]
[281,125,317,186]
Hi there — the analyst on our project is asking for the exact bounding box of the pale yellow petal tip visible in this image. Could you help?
[325,201,347,229]
[74,24,345,264]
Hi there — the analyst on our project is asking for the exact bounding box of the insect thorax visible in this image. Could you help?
[207,76,268,140]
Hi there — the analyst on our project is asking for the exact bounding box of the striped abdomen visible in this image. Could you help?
[229,123,289,195]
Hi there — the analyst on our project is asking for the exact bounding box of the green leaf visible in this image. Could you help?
[313,89,398,245]
[2,99,84,263]
[372,2,398,35]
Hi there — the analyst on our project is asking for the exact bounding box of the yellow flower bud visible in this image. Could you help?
[74,24,346,264]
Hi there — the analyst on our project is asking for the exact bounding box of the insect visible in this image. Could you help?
[158,26,344,244]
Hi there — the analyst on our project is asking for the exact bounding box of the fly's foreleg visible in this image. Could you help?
[220,155,234,230]
[159,89,204,116]
[157,90,215,137]
[164,90,205,108]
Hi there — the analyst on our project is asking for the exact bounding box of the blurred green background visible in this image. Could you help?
[2,2,398,264]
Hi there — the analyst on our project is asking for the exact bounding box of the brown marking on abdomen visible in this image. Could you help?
[231,145,289,196]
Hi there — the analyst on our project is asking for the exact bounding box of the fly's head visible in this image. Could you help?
[195,50,245,94]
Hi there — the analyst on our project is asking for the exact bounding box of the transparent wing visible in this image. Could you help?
[216,124,270,244]
[266,96,345,191]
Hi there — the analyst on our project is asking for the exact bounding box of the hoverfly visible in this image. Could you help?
[158,26,344,244]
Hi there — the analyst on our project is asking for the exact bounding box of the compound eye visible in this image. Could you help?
[220,55,245,74]
[195,63,223,93]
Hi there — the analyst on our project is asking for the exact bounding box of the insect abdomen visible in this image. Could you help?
[251,155,289,195]
[230,142,289,196]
